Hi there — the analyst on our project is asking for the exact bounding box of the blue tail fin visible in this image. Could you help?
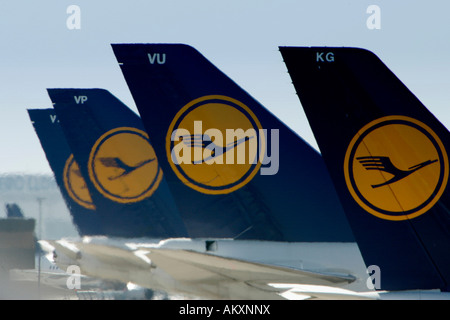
[28,108,103,236]
[47,89,188,239]
[281,47,450,291]
[5,203,25,219]
[111,43,354,242]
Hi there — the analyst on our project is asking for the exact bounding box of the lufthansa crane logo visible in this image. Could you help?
[88,127,162,203]
[344,116,448,221]
[63,154,95,210]
[166,95,265,195]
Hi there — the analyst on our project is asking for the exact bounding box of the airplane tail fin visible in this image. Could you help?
[28,108,103,236]
[111,43,354,242]
[47,89,188,239]
[280,47,450,291]
[5,203,25,219]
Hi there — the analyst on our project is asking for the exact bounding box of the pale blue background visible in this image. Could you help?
[1,1,449,173]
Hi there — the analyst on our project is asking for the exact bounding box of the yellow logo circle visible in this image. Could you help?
[63,154,95,210]
[344,116,448,221]
[88,127,163,203]
[166,95,265,194]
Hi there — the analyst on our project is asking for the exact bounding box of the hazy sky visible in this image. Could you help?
[1,1,449,174]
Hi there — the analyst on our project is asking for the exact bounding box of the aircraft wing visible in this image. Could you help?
[142,247,353,284]
[139,247,366,299]
[41,238,372,299]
